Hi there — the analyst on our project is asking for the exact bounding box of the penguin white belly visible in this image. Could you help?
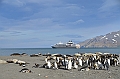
[79,59,82,66]
[68,60,72,70]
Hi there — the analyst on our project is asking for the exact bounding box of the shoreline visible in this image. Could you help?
[0,48,120,56]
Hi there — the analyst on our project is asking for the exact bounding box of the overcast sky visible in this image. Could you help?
[0,0,120,48]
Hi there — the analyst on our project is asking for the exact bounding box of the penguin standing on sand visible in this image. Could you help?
[47,61,51,69]
[63,55,68,69]
[108,58,110,66]
[78,57,82,66]
[45,57,48,63]
[68,59,72,70]
[73,61,78,69]
[104,59,109,70]
[54,62,58,69]
[98,60,102,69]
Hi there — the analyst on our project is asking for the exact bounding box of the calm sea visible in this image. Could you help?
[0,48,120,56]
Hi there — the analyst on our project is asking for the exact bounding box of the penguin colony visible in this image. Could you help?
[43,52,120,71]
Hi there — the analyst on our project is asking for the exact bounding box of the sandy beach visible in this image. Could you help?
[0,55,120,79]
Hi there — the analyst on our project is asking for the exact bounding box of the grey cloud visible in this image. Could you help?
[10,31,21,34]
[3,31,21,34]
[56,34,83,38]
[3,31,26,36]
[0,35,6,37]
[2,0,25,7]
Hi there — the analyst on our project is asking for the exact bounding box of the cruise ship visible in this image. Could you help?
[51,41,80,49]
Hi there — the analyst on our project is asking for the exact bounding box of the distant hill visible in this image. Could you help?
[79,30,120,48]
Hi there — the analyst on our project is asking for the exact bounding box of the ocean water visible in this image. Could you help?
[0,48,120,56]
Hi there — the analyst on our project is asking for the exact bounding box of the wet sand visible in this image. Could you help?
[0,55,120,79]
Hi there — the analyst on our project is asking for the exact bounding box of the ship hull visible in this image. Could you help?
[51,46,78,49]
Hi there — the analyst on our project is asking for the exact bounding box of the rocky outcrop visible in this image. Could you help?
[79,30,120,48]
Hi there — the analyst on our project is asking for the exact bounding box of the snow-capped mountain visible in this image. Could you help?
[79,30,120,48]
